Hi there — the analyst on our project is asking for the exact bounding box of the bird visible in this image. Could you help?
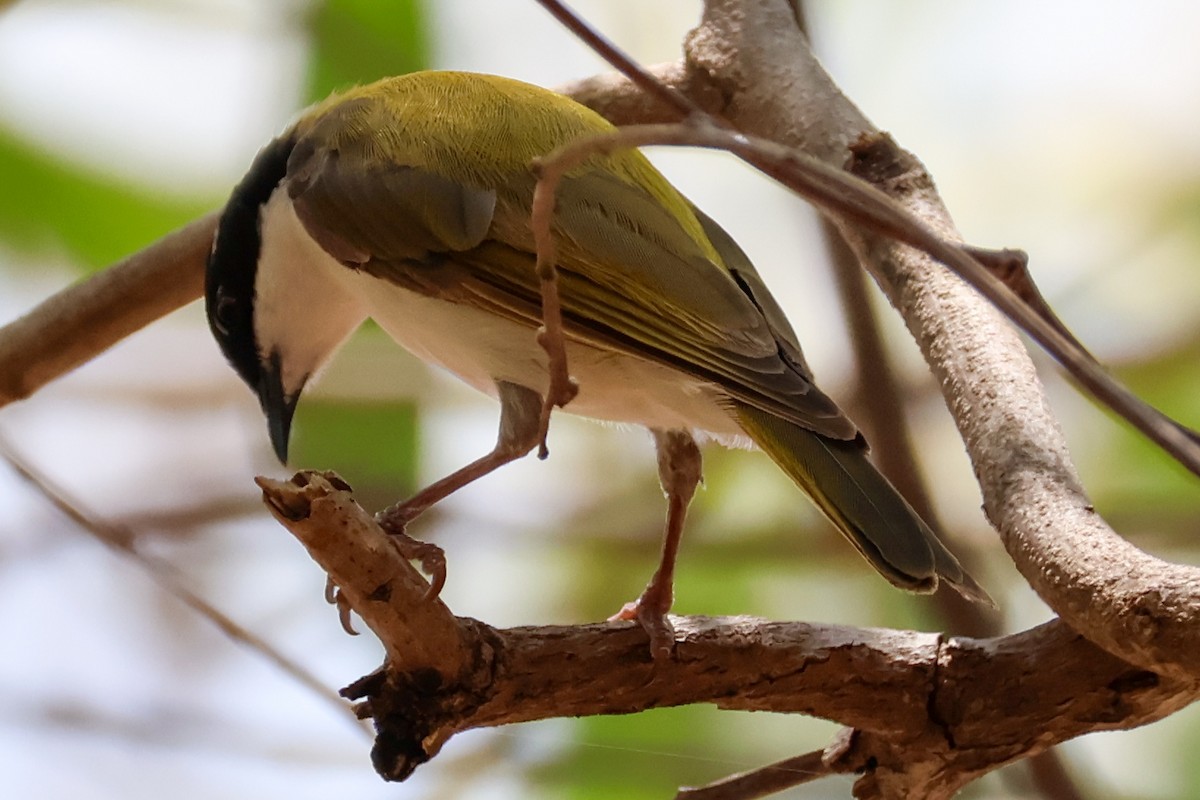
[205,70,991,657]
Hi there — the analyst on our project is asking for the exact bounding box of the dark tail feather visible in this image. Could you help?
[735,402,993,606]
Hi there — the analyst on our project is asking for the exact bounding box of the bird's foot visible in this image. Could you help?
[325,576,359,635]
[610,582,676,660]
[375,510,447,600]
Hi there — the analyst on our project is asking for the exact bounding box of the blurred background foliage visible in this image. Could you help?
[0,1,1197,799]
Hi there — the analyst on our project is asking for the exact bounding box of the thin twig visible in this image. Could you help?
[963,244,1100,367]
[0,437,364,734]
[534,0,701,121]
[529,120,1200,479]
[528,169,581,458]
[675,747,842,800]
[255,472,473,676]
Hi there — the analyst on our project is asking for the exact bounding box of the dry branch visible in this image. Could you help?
[0,211,217,407]
[258,472,1198,795]
[582,0,1200,681]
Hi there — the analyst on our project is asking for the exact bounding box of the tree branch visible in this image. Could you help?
[0,439,361,730]
[675,744,843,799]
[555,0,1200,682]
[2,2,1197,795]
[0,211,217,407]
[821,219,995,638]
[257,472,1198,795]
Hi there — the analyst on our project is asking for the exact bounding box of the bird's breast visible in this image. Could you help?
[353,276,743,441]
[266,191,744,442]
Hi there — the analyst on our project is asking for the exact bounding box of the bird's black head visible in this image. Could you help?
[206,134,299,462]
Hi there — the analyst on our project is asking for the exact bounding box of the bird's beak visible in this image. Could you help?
[259,351,302,465]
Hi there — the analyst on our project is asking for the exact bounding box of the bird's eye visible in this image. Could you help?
[213,289,237,336]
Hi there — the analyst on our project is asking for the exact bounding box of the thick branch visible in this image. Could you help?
[820,220,994,638]
[572,0,1200,681]
[258,472,1198,795]
[838,138,1200,680]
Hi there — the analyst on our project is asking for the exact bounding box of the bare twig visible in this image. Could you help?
[530,119,1200,480]
[962,245,1099,366]
[0,438,361,731]
[255,472,473,676]
[675,745,843,800]
[528,167,581,458]
[534,0,700,121]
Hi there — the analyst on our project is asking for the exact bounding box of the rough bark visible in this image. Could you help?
[563,0,1200,682]
[259,473,1198,797]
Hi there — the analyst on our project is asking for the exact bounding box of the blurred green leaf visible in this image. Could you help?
[0,125,209,270]
[535,708,730,800]
[291,397,419,512]
[1117,335,1200,425]
[535,707,844,800]
[1173,711,1200,799]
[305,0,429,101]
[1089,336,1200,527]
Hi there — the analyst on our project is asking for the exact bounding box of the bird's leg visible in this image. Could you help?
[610,428,703,659]
[376,381,543,598]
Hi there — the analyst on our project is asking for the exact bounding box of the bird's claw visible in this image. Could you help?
[610,589,676,660]
[375,512,447,601]
[324,576,359,635]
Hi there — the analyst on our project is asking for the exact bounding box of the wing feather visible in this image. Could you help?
[285,102,857,440]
